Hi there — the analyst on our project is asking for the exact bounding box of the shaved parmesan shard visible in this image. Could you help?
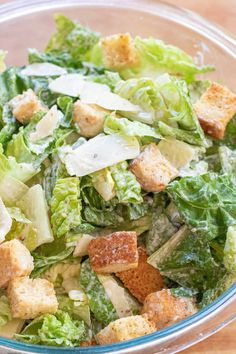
[48,74,85,97]
[29,105,63,142]
[80,81,141,112]
[62,134,140,177]
[0,197,12,243]
[21,63,67,77]
[49,74,141,112]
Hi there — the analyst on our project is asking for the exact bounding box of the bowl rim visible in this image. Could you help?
[0,0,235,353]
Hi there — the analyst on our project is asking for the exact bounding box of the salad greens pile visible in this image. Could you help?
[0,13,235,348]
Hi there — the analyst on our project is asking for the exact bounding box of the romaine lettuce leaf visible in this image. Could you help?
[167,173,236,240]
[83,207,124,227]
[58,295,90,326]
[80,259,118,325]
[120,36,214,81]
[0,198,12,243]
[0,51,6,73]
[219,146,236,184]
[91,168,115,202]
[0,104,19,146]
[6,207,37,251]
[0,175,29,206]
[200,273,236,308]
[0,295,12,327]
[15,311,86,347]
[51,177,82,237]
[110,161,143,204]
[104,115,161,139]
[46,14,99,59]
[17,184,54,249]
[224,225,236,272]
[32,247,73,278]
[148,226,223,291]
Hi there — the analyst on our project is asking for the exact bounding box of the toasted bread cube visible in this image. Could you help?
[141,289,197,330]
[116,247,164,303]
[7,276,58,319]
[9,89,46,124]
[101,33,139,69]
[88,231,138,273]
[97,315,156,344]
[73,101,108,137]
[194,82,236,139]
[0,240,34,288]
[130,144,178,192]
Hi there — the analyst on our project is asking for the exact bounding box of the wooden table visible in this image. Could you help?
[0,0,235,353]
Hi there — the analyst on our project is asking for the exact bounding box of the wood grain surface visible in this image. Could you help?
[0,0,235,353]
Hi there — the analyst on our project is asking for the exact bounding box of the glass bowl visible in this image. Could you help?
[0,0,236,353]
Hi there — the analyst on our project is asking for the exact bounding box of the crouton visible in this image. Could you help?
[116,247,164,303]
[0,240,34,288]
[141,289,197,330]
[9,89,46,124]
[88,231,138,273]
[73,101,108,138]
[130,144,178,192]
[97,315,156,344]
[194,82,236,139]
[101,33,139,69]
[7,276,58,319]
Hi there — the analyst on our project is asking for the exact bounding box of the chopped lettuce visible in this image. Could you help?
[148,227,223,291]
[32,247,73,278]
[104,115,161,139]
[167,173,236,240]
[120,36,214,81]
[0,50,6,73]
[15,311,86,347]
[51,177,82,237]
[224,225,236,272]
[80,259,118,325]
[46,13,100,58]
[91,168,115,202]
[219,146,236,184]
[0,198,12,243]
[110,161,143,203]
[0,295,12,327]
[17,185,54,249]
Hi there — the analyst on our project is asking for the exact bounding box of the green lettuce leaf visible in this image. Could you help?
[32,247,73,278]
[51,177,82,237]
[46,14,99,59]
[15,311,86,347]
[0,295,12,327]
[110,161,143,204]
[58,295,90,326]
[0,104,19,146]
[219,146,236,184]
[224,225,236,272]
[6,207,37,251]
[0,51,6,73]
[80,259,118,325]
[200,273,236,308]
[104,115,161,139]
[91,168,115,202]
[148,226,223,291]
[120,36,214,81]
[167,173,236,240]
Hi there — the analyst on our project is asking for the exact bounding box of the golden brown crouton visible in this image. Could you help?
[141,289,197,330]
[7,276,58,319]
[9,89,46,124]
[96,315,156,344]
[194,82,236,139]
[101,33,139,69]
[116,247,164,303]
[130,144,178,192]
[73,101,108,137]
[88,231,138,273]
[0,240,34,288]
